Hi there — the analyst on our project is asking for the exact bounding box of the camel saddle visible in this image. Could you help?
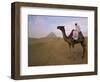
[68,29,84,42]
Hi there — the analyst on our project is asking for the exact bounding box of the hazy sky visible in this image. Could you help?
[28,15,88,38]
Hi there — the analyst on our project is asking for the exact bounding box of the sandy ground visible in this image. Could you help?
[28,38,87,66]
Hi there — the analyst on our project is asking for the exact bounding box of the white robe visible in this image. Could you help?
[75,25,81,32]
[72,30,79,40]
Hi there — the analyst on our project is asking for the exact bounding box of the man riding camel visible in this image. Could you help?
[69,23,84,42]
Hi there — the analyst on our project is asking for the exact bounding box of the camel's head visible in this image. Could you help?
[57,26,65,31]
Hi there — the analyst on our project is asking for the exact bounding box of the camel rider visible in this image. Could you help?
[72,23,81,41]
[75,23,81,33]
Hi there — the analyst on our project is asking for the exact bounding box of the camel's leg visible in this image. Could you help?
[83,46,87,58]
[81,42,86,58]
[82,47,85,58]
[69,44,71,55]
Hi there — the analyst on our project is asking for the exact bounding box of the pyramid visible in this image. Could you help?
[46,32,57,38]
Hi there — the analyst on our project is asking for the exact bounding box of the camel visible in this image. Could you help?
[57,26,86,58]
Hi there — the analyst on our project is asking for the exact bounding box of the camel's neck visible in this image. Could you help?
[61,29,70,43]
